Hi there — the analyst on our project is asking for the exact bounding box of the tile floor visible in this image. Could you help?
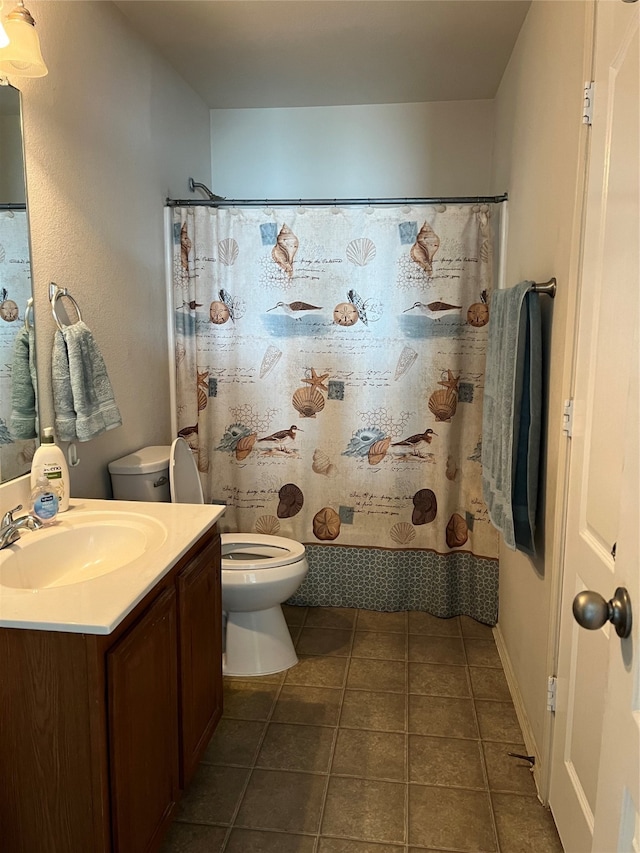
[161,606,563,853]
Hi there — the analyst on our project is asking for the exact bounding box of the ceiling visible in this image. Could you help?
[114,0,531,110]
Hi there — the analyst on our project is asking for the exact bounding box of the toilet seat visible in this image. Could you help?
[169,437,204,504]
[222,533,306,570]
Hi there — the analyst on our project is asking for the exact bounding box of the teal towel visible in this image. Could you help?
[51,321,122,442]
[10,326,38,440]
[52,330,77,441]
[482,281,542,555]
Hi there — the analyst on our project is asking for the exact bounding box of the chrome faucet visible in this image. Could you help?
[0,504,44,549]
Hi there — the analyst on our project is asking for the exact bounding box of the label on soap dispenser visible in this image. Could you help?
[33,491,59,521]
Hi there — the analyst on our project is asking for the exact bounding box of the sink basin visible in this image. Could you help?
[0,511,168,590]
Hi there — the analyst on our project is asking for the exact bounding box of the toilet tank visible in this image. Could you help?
[108,446,171,502]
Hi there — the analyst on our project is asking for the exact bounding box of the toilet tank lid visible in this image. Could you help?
[108,445,171,476]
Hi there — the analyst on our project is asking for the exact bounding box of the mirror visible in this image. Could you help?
[0,83,36,483]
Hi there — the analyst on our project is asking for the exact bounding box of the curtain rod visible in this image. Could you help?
[165,179,508,209]
[166,194,509,208]
[0,203,27,210]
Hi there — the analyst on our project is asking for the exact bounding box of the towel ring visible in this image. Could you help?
[24,297,34,330]
[50,284,82,331]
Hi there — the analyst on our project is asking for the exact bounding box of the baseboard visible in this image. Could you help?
[492,622,545,802]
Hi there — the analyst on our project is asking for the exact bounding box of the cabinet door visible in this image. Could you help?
[177,536,223,786]
[107,587,179,853]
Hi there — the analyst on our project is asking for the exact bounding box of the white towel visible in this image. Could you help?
[51,321,122,442]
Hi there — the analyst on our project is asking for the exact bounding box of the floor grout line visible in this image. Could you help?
[219,655,288,853]
[311,613,357,853]
[463,626,502,853]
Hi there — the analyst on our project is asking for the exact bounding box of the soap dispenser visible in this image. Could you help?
[30,474,61,524]
[30,427,70,512]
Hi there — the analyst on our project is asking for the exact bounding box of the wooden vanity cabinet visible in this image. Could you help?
[0,526,222,853]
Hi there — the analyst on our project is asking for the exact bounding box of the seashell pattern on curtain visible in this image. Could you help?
[172,204,500,623]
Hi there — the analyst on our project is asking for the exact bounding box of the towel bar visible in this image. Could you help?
[49,282,83,330]
[530,278,556,298]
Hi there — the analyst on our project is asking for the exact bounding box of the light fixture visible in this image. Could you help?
[0,1,47,78]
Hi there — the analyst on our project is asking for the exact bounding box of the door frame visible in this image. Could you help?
[537,0,597,804]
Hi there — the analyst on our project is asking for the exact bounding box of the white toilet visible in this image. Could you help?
[108,439,308,676]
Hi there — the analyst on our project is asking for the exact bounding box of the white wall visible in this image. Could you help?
[211,100,495,198]
[13,0,211,498]
[491,0,591,783]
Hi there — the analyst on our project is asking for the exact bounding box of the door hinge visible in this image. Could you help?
[547,676,557,713]
[562,399,574,437]
[583,81,594,125]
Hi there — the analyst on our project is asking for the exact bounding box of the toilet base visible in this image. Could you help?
[223,604,298,676]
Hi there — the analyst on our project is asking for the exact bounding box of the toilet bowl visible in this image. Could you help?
[221,533,308,676]
[108,439,308,676]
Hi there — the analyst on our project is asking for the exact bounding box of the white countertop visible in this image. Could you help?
[0,498,225,635]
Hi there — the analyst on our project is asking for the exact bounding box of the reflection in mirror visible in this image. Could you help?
[0,83,36,483]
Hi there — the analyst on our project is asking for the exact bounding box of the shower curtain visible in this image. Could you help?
[171,203,499,623]
[0,209,36,481]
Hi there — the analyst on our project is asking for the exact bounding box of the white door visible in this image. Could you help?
[549,1,639,851]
